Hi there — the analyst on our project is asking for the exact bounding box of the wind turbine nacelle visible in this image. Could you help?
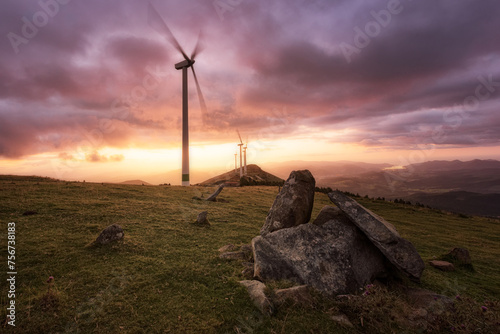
[175,59,194,69]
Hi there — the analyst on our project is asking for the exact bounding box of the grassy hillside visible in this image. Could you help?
[0,175,499,333]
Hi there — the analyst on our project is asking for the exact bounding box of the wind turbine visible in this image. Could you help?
[243,139,248,175]
[237,130,244,178]
[234,152,238,175]
[148,2,207,186]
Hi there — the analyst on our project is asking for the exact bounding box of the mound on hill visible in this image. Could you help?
[119,180,152,186]
[198,164,284,186]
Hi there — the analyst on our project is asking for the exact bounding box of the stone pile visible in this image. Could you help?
[234,169,425,306]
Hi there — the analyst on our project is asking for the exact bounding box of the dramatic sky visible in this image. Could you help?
[1,0,499,183]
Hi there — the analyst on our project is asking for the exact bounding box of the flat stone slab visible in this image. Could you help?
[430,260,455,272]
[328,191,425,281]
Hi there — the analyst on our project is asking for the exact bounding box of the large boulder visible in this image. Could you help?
[328,191,425,281]
[252,216,387,296]
[260,170,315,236]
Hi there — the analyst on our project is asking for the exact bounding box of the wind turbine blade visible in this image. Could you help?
[147,2,190,61]
[191,65,208,120]
[237,130,243,144]
[190,31,204,60]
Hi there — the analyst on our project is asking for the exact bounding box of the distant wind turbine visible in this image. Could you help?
[148,2,207,186]
[234,152,238,175]
[243,138,248,176]
[237,130,244,178]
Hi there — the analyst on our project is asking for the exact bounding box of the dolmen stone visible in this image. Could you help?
[252,210,387,296]
[95,224,124,245]
[328,191,425,281]
[260,170,315,236]
[311,206,351,226]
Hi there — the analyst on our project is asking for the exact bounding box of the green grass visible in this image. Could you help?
[0,176,499,333]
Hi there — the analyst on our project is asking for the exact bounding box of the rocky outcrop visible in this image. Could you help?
[95,224,124,245]
[252,218,387,296]
[328,191,425,281]
[260,170,315,236]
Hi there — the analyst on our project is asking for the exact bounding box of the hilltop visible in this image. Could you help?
[0,175,498,333]
[197,164,284,186]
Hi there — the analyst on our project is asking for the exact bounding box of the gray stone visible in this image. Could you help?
[206,184,224,202]
[252,218,387,296]
[447,247,471,265]
[430,260,455,272]
[328,191,425,281]
[274,285,314,307]
[219,251,248,260]
[95,224,124,245]
[195,211,210,225]
[260,170,315,236]
[239,280,274,315]
[311,205,351,226]
[331,314,354,328]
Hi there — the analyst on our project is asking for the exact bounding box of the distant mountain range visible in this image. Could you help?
[262,159,500,217]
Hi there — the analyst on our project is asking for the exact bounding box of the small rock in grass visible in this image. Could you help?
[239,280,274,315]
[429,260,455,272]
[331,314,354,328]
[194,211,210,226]
[447,247,472,265]
[95,224,124,245]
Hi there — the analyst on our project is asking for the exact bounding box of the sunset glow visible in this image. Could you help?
[1,1,499,184]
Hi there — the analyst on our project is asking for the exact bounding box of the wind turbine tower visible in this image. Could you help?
[148,3,206,186]
[243,142,247,175]
[237,130,244,178]
[234,152,238,174]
